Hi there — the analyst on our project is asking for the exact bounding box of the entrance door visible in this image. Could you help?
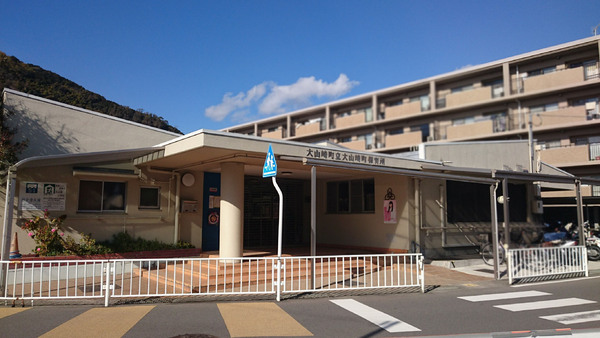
[202,172,221,251]
[244,177,306,248]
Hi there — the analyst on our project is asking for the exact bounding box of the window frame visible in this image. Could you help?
[139,186,161,210]
[326,178,375,214]
[77,180,127,213]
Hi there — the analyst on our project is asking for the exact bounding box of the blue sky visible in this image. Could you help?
[1,1,599,134]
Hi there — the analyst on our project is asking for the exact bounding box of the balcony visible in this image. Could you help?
[542,185,594,198]
[446,120,494,140]
[384,101,421,119]
[384,131,423,149]
[295,121,321,137]
[539,144,600,166]
[444,86,492,108]
[335,113,365,129]
[519,67,584,93]
[261,127,284,139]
[533,106,587,129]
[339,139,366,151]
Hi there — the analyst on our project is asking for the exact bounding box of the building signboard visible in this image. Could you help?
[19,182,67,211]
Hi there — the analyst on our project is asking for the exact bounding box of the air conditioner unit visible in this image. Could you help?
[426,136,434,142]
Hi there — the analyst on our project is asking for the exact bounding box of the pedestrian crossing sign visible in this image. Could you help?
[263,144,277,178]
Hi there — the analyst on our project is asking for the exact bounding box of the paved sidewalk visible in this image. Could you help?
[424,258,600,286]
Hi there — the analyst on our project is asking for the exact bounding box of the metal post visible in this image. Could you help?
[502,178,511,249]
[490,183,500,280]
[104,261,111,307]
[575,180,585,246]
[310,166,316,290]
[272,176,283,301]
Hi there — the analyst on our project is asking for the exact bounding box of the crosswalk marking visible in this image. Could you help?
[494,298,596,312]
[330,299,420,333]
[39,305,155,338]
[458,290,550,302]
[540,310,600,325]
[217,302,313,337]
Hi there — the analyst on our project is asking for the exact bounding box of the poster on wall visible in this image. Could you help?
[19,182,67,211]
[383,200,397,223]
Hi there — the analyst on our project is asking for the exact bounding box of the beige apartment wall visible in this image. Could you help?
[445,86,491,108]
[261,128,283,139]
[523,67,584,92]
[539,144,590,165]
[534,106,587,128]
[542,185,592,198]
[335,113,364,129]
[295,122,321,137]
[317,174,414,252]
[446,120,494,140]
[8,165,204,255]
[385,100,421,119]
[385,131,422,149]
[340,139,366,151]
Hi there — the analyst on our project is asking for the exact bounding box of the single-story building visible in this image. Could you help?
[2,89,596,261]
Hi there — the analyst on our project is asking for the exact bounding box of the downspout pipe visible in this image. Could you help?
[174,172,181,245]
[146,167,181,245]
[1,168,16,261]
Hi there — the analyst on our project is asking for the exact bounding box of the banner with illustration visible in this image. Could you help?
[383,200,397,223]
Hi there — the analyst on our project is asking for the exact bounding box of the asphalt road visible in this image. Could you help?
[1,274,600,338]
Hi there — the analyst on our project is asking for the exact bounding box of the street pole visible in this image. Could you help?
[272,176,284,301]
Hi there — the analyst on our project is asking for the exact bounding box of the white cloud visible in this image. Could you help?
[259,74,358,115]
[204,82,270,121]
[204,74,359,122]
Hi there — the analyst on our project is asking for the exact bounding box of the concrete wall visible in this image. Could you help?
[423,141,530,172]
[317,173,415,253]
[3,90,180,160]
[8,164,205,255]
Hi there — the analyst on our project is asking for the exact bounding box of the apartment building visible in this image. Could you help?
[225,36,600,224]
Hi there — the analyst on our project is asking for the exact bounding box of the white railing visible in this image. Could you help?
[1,253,424,306]
[507,246,588,284]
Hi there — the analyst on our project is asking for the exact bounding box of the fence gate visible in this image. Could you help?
[1,253,424,306]
[507,246,588,284]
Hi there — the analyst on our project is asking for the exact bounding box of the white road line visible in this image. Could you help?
[540,309,600,325]
[511,276,600,288]
[458,290,550,302]
[494,298,596,312]
[330,299,420,333]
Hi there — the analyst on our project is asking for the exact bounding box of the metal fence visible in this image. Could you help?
[507,246,588,284]
[1,253,424,306]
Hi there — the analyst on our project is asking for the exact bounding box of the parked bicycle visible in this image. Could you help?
[481,237,505,266]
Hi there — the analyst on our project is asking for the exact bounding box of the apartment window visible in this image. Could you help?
[357,107,373,122]
[338,136,352,143]
[411,124,430,142]
[527,66,556,77]
[327,179,374,214]
[358,134,374,149]
[485,112,507,133]
[140,187,160,209]
[78,180,126,212]
[267,126,279,132]
[410,95,430,112]
[452,116,475,126]
[388,128,404,135]
[529,102,558,114]
[483,78,504,98]
[538,140,561,149]
[450,84,474,93]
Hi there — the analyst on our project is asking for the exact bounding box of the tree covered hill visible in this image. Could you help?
[0,51,182,134]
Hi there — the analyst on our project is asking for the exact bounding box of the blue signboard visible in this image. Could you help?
[263,144,277,178]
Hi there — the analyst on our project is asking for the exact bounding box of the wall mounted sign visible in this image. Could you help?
[305,148,387,166]
[383,188,396,224]
[19,182,66,211]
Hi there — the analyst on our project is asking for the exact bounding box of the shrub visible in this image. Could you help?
[20,210,67,256]
[20,212,193,256]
